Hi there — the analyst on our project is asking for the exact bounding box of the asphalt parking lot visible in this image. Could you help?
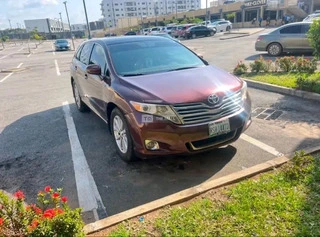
[1,32,319,222]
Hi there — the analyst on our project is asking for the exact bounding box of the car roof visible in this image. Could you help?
[87,36,172,46]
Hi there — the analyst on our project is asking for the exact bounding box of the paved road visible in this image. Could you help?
[1,33,319,222]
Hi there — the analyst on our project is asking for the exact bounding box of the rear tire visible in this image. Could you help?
[110,108,136,162]
[72,81,89,112]
[210,31,214,36]
[267,42,282,56]
[226,26,231,31]
[192,33,196,39]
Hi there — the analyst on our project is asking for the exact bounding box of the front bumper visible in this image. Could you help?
[126,102,251,158]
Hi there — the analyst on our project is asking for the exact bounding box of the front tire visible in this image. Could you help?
[72,81,89,112]
[192,33,196,39]
[267,43,282,56]
[111,108,136,162]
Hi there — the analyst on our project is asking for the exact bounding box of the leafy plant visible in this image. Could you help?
[226,12,236,22]
[307,18,320,59]
[296,75,320,93]
[233,61,248,75]
[276,56,296,72]
[0,187,84,237]
[294,56,317,73]
[250,56,265,73]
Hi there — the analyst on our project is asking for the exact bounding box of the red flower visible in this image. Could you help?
[44,186,51,192]
[33,207,42,215]
[14,190,25,200]
[56,208,64,214]
[31,219,39,228]
[43,209,56,219]
[0,217,3,226]
[61,196,68,203]
[52,192,60,199]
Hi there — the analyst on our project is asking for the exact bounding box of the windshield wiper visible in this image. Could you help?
[168,66,199,71]
[121,73,145,77]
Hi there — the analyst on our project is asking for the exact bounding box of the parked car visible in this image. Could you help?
[185,26,216,39]
[170,25,183,38]
[124,31,137,36]
[161,26,174,35]
[105,33,117,37]
[54,39,70,51]
[70,36,251,161]
[207,21,232,32]
[142,28,150,35]
[303,12,320,21]
[255,22,313,56]
[150,27,162,34]
[178,24,196,38]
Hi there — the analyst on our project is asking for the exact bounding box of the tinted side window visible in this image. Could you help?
[79,43,93,65]
[302,24,310,34]
[280,25,302,34]
[75,44,84,60]
[89,44,107,75]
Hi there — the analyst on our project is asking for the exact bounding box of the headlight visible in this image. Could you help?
[130,101,182,124]
[241,81,247,100]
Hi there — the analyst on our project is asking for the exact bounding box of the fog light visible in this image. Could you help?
[145,140,160,150]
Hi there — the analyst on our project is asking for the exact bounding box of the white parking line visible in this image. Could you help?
[0,73,13,83]
[52,45,55,55]
[27,53,32,58]
[0,62,23,83]
[240,134,283,157]
[62,101,107,220]
[54,59,61,76]
[0,52,14,60]
[18,47,24,52]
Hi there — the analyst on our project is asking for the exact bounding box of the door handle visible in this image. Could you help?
[85,74,88,79]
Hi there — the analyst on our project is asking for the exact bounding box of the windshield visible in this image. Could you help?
[56,40,68,44]
[108,40,205,76]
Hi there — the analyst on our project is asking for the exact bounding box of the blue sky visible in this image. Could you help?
[0,0,207,30]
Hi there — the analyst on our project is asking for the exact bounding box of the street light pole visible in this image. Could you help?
[63,1,75,50]
[82,0,91,39]
[59,12,64,32]
[205,0,208,26]
[8,19,12,29]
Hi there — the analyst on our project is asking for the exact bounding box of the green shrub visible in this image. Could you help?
[275,56,296,72]
[294,56,317,73]
[0,187,85,237]
[296,76,320,93]
[250,56,265,73]
[233,61,248,75]
[307,18,320,59]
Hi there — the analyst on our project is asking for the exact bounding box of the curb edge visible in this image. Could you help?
[84,146,320,235]
[243,78,320,102]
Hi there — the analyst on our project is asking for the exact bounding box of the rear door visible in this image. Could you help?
[279,24,303,50]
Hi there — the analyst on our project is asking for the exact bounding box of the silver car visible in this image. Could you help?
[255,22,313,56]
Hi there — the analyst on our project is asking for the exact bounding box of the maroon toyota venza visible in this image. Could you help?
[70,36,251,162]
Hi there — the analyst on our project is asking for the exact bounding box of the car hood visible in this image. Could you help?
[119,66,243,104]
[56,43,69,46]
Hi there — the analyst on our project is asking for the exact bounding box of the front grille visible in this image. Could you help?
[173,91,242,125]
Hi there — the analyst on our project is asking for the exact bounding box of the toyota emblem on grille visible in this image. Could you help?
[208,94,219,104]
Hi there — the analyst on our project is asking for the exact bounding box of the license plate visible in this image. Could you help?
[208,119,231,137]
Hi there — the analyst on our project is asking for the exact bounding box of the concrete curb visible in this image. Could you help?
[84,146,320,235]
[243,78,320,102]
[220,28,265,40]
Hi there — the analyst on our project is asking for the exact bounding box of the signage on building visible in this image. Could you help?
[244,0,267,8]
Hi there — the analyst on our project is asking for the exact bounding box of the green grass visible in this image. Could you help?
[108,152,320,236]
[244,72,320,94]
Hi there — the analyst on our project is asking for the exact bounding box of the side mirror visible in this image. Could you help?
[86,64,101,75]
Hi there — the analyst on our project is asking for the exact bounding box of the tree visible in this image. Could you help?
[226,12,236,23]
[307,18,320,59]
[1,35,9,49]
[29,28,43,40]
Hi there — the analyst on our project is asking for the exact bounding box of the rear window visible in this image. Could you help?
[56,39,68,43]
